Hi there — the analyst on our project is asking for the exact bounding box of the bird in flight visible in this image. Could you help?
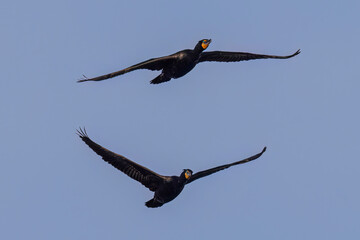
[77,128,267,208]
[78,39,300,84]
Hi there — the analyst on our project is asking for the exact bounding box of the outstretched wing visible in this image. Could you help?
[186,147,267,184]
[198,49,300,63]
[78,55,177,82]
[77,128,165,191]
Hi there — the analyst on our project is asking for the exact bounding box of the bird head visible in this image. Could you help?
[199,39,211,50]
[195,39,211,52]
[182,169,193,180]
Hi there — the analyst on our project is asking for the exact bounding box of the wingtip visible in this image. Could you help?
[77,75,89,83]
[262,146,267,153]
[76,127,89,138]
[287,49,301,58]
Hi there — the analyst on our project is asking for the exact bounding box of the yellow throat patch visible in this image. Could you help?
[201,42,210,50]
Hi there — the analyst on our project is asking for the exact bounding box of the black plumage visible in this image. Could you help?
[78,39,300,84]
[77,128,266,208]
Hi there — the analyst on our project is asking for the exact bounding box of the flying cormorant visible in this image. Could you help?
[77,128,266,208]
[78,39,300,84]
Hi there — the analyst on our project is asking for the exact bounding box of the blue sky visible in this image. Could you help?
[1,0,359,239]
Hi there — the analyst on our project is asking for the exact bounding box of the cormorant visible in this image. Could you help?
[77,128,266,208]
[78,39,300,84]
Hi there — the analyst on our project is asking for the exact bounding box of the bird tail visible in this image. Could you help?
[150,73,171,84]
[145,198,163,208]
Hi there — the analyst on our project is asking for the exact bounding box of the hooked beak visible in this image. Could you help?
[184,170,192,180]
[202,39,211,50]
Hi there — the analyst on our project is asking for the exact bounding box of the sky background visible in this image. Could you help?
[1,0,359,239]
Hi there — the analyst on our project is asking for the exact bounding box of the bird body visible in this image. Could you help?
[166,50,199,78]
[147,175,187,208]
[77,128,266,208]
[78,39,300,84]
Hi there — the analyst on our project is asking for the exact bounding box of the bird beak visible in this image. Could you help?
[202,39,211,50]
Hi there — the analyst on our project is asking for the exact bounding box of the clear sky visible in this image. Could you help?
[1,0,359,239]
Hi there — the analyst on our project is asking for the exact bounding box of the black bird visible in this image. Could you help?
[77,128,266,208]
[78,39,300,84]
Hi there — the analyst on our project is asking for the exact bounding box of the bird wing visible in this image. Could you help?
[78,55,177,82]
[77,128,165,191]
[198,49,300,63]
[186,147,266,184]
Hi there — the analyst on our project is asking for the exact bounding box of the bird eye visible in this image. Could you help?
[185,170,192,179]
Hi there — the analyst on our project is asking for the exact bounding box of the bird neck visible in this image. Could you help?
[178,175,188,185]
[193,43,205,55]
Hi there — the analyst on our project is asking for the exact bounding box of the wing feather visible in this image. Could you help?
[186,147,266,184]
[77,128,164,191]
[78,55,177,82]
[199,50,300,63]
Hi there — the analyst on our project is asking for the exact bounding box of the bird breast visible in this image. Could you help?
[169,54,198,78]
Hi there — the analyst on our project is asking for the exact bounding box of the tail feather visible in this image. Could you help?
[150,73,171,84]
[145,198,164,208]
